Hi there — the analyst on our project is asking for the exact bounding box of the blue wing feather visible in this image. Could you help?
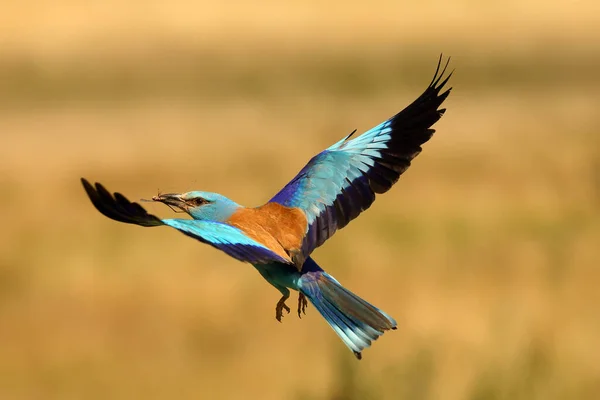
[163,219,291,264]
[82,179,291,265]
[270,55,452,259]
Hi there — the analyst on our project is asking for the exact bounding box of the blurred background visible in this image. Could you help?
[1,1,599,399]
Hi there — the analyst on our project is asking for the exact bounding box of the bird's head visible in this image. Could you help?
[152,190,240,222]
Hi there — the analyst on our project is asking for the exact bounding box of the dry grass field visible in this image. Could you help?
[1,1,599,399]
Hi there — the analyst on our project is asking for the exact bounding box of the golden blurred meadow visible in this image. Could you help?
[1,1,599,399]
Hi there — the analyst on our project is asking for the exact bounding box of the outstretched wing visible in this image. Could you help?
[270,55,452,262]
[82,179,292,265]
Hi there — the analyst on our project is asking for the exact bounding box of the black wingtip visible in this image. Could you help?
[81,178,163,227]
[344,129,358,141]
[354,351,363,360]
[428,54,443,87]
[436,69,454,93]
[81,177,92,191]
[430,54,452,89]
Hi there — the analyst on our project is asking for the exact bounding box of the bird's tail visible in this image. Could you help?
[299,271,397,359]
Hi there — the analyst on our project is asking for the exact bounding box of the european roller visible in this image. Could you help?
[82,56,452,360]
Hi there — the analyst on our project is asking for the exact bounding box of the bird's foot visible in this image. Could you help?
[297,292,308,318]
[275,296,290,322]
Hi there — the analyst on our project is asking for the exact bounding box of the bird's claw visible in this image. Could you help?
[276,297,291,322]
[297,292,308,318]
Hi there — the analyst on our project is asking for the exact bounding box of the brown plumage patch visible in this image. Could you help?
[227,203,308,269]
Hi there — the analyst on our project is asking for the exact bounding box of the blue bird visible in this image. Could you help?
[82,56,452,359]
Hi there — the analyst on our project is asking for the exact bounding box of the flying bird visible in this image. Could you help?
[82,56,452,359]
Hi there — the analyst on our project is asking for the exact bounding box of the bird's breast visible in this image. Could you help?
[226,203,308,261]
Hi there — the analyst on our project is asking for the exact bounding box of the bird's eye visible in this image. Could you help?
[190,197,207,206]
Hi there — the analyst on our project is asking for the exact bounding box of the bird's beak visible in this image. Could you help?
[152,193,187,212]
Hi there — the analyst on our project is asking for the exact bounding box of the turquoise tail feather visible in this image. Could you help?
[299,270,397,359]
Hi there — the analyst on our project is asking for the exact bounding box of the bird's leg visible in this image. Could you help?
[297,292,308,318]
[275,294,290,322]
